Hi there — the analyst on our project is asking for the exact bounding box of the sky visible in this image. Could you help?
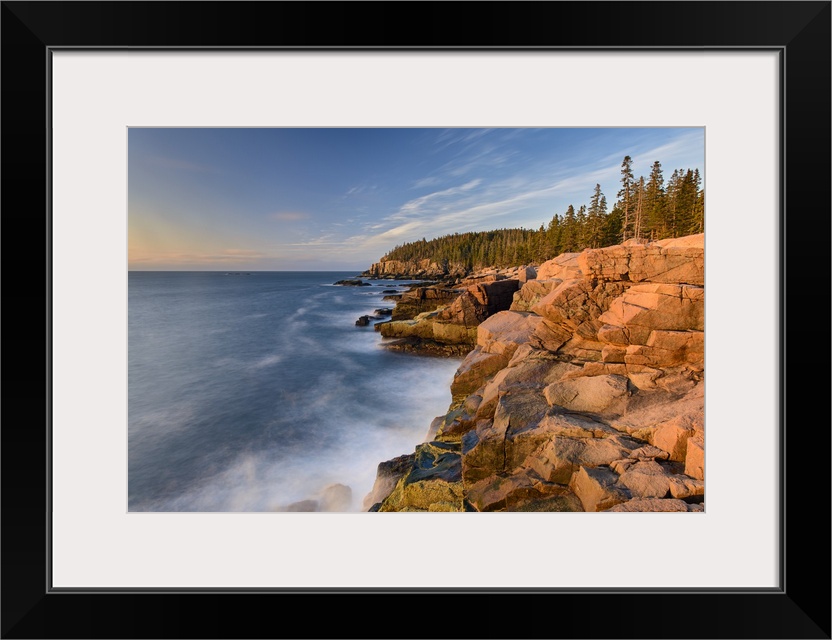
[128,127,704,271]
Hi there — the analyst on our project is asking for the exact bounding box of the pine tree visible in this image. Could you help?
[603,205,623,246]
[644,161,665,240]
[561,205,577,252]
[674,169,698,235]
[666,169,681,237]
[576,205,588,249]
[633,176,645,241]
[618,155,635,242]
[378,154,702,270]
[587,183,607,248]
[693,169,704,233]
[546,214,562,257]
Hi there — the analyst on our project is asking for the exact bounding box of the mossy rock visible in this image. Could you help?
[378,478,464,512]
[513,494,584,512]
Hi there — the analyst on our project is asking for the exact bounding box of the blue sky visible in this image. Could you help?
[128,127,704,271]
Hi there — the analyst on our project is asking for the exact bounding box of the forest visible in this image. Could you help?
[380,157,704,270]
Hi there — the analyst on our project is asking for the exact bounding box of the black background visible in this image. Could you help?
[2,2,830,638]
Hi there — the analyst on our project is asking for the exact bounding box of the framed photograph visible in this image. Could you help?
[3,2,829,638]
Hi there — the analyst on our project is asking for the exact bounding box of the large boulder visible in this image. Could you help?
[569,466,631,512]
[450,311,555,399]
[363,453,416,510]
[510,279,562,312]
[529,281,626,360]
[598,283,704,344]
[577,234,704,286]
[477,356,577,418]
[378,315,436,340]
[524,427,640,485]
[543,374,630,413]
[517,266,538,283]
[379,279,523,356]
[378,310,478,346]
[477,311,547,356]
[466,468,569,512]
[531,279,596,326]
[432,279,519,327]
[461,390,550,483]
[392,286,461,320]
[652,414,698,462]
[467,279,521,314]
[536,253,582,280]
[377,442,464,512]
[604,498,697,512]
[435,290,487,327]
[451,348,511,400]
[616,460,674,498]
[685,435,705,480]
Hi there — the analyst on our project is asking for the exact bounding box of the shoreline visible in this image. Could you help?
[352,234,706,513]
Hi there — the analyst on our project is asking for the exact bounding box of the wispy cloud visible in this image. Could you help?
[411,176,441,189]
[285,234,342,247]
[342,156,630,256]
[345,185,377,197]
[130,128,703,271]
[637,130,704,170]
[432,128,495,152]
[394,179,482,219]
[241,146,657,268]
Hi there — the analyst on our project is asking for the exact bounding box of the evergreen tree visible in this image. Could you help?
[674,169,698,236]
[693,169,704,233]
[602,205,623,246]
[665,169,681,236]
[561,205,577,252]
[587,183,607,248]
[576,205,588,249]
[618,155,635,242]
[545,214,562,257]
[644,160,666,240]
[378,154,702,269]
[633,176,646,240]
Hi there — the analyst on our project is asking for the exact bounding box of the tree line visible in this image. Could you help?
[380,156,704,270]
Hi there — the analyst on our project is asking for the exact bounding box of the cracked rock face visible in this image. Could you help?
[379,280,522,356]
[367,234,706,512]
[543,374,630,413]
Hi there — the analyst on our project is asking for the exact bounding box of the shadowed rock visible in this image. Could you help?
[334,279,371,286]
[363,453,416,511]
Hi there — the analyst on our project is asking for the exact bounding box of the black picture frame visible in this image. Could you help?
[2,2,829,638]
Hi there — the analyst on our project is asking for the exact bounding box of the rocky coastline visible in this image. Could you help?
[358,234,706,512]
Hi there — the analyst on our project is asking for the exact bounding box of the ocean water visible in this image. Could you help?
[128,271,462,512]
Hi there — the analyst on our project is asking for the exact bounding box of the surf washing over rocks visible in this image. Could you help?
[128,271,461,512]
[359,234,705,513]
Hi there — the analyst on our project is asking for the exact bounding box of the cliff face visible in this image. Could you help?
[376,278,522,355]
[363,258,468,280]
[366,234,705,513]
